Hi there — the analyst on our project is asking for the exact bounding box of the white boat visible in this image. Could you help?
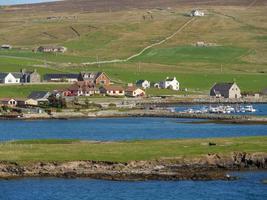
[244,105,256,112]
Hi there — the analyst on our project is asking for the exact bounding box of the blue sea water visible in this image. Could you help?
[0,0,58,5]
[0,117,266,141]
[0,172,266,200]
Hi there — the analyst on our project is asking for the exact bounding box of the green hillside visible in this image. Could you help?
[0,4,266,96]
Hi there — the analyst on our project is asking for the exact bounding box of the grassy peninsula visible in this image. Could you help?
[1,136,266,162]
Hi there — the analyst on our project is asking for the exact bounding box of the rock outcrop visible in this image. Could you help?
[0,152,266,181]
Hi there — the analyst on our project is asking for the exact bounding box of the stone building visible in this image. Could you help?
[210,82,241,99]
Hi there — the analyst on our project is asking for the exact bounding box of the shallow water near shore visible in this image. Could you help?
[0,117,266,141]
[0,171,266,200]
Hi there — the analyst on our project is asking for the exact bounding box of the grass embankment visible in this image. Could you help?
[0,136,266,162]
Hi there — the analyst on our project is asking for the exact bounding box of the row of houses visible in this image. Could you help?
[0,69,41,84]
[0,82,250,109]
[61,81,145,98]
[0,85,145,108]
[136,77,180,91]
[0,70,110,85]
[43,72,111,85]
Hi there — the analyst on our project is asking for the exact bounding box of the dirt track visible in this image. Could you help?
[3,0,267,13]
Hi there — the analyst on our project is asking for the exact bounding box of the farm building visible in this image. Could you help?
[210,82,241,99]
[1,44,12,50]
[37,46,67,53]
[190,10,204,17]
[78,72,110,86]
[136,80,150,89]
[100,85,125,96]
[44,73,79,82]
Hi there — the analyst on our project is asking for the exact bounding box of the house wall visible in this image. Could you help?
[1,99,17,106]
[141,81,150,89]
[126,89,145,97]
[25,99,38,106]
[229,84,241,99]
[106,90,125,96]
[163,80,179,90]
[28,72,41,83]
[4,73,20,84]
[96,73,110,85]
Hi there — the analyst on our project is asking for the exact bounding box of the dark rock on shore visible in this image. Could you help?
[0,152,266,181]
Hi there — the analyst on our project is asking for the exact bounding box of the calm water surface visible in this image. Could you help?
[0,117,266,141]
[0,172,266,200]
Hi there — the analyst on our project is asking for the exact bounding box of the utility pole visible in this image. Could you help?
[96,55,100,68]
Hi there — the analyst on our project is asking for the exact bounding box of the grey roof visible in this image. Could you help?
[136,80,145,84]
[0,73,8,80]
[166,78,175,81]
[11,72,23,79]
[28,91,50,100]
[211,83,234,92]
[44,73,79,80]
[262,88,267,95]
[80,72,102,80]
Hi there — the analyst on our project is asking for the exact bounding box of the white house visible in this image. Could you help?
[125,86,146,97]
[1,44,12,50]
[160,77,180,91]
[0,73,20,84]
[190,10,204,17]
[136,80,150,89]
[0,98,17,107]
[100,86,125,97]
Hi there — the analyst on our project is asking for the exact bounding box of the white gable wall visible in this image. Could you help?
[162,77,180,91]
[4,73,20,84]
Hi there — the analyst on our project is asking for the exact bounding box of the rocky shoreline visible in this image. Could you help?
[1,152,266,181]
[1,109,267,124]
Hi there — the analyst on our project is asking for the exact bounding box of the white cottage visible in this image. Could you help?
[125,86,146,97]
[160,77,180,91]
[0,73,20,84]
[136,80,150,89]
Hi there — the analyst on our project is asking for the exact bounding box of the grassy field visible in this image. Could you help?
[0,84,70,98]
[0,136,266,162]
[0,4,266,95]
